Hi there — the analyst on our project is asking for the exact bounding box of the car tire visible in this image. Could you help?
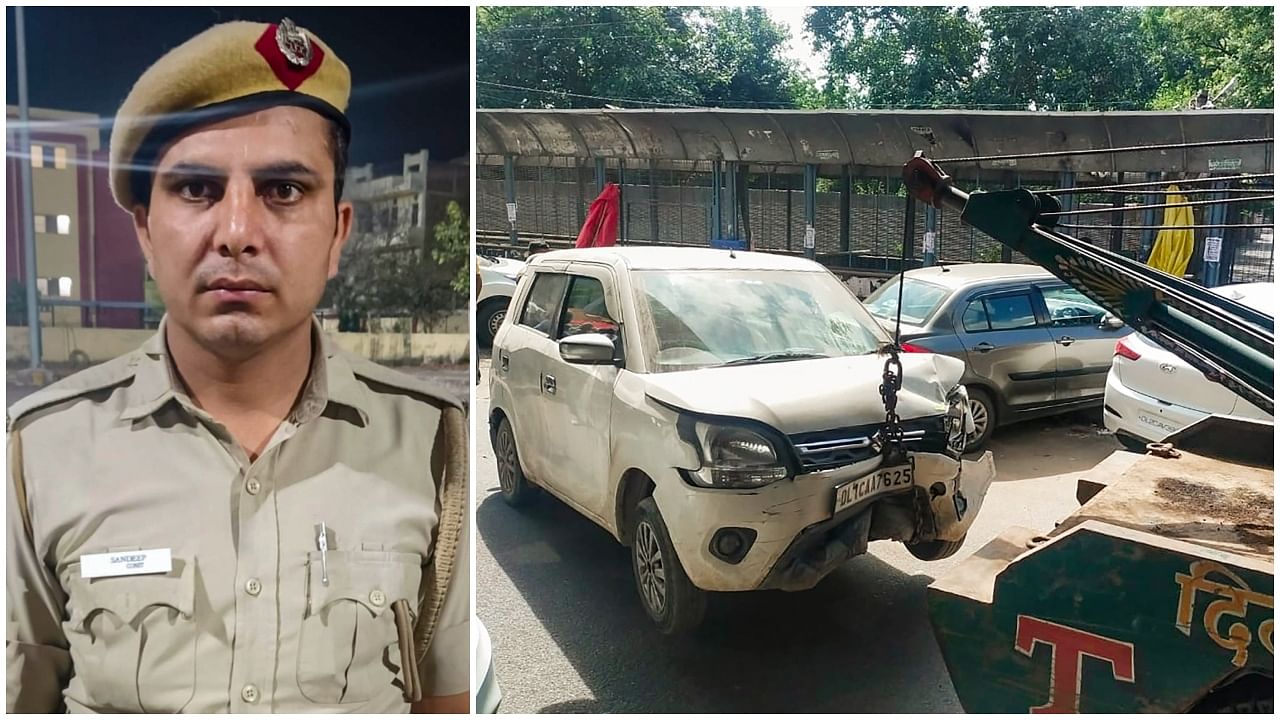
[494,417,538,508]
[477,299,508,348]
[963,386,996,452]
[631,497,706,635]
[906,535,967,561]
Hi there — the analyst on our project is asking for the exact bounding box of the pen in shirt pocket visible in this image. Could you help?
[317,522,330,586]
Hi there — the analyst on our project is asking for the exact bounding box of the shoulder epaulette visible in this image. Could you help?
[6,352,141,432]
[341,351,465,412]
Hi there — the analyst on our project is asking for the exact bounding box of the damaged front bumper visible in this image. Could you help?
[758,450,996,591]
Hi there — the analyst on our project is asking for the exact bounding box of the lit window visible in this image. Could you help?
[57,277,73,298]
[35,278,48,296]
[30,144,43,168]
[33,215,47,234]
[56,215,71,235]
[54,146,68,169]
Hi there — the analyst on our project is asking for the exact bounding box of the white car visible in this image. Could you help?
[488,247,995,634]
[477,255,526,347]
[473,617,501,713]
[1103,282,1274,448]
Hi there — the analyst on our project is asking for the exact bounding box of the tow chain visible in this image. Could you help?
[879,192,914,466]
[879,349,907,464]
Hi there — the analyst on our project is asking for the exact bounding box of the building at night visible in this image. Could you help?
[5,106,145,329]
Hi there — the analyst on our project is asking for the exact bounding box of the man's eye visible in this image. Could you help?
[177,181,216,200]
[268,182,304,203]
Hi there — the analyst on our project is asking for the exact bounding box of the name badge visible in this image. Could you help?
[80,548,173,579]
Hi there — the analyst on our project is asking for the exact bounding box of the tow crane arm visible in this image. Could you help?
[902,153,1273,415]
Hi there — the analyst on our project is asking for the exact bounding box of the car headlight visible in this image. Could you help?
[944,385,973,456]
[685,421,790,489]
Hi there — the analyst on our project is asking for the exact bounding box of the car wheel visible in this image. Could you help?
[631,497,706,635]
[906,535,966,561]
[963,386,996,452]
[477,300,508,348]
[494,417,537,507]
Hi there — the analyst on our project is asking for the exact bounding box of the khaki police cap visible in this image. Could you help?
[109,18,351,210]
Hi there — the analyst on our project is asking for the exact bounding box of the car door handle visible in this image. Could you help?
[974,342,995,353]
[542,374,557,395]
[499,352,510,373]
[1057,336,1076,346]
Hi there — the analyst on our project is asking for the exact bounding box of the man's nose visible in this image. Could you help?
[213,179,264,259]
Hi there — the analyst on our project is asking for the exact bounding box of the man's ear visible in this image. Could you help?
[131,205,156,277]
[328,201,355,279]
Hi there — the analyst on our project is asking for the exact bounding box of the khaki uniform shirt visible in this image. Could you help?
[6,320,469,713]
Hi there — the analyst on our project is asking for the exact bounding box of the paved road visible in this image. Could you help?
[474,358,1125,713]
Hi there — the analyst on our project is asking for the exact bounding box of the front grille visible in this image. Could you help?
[789,415,948,472]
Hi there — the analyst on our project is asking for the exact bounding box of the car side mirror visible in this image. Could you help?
[1100,314,1126,331]
[559,333,619,365]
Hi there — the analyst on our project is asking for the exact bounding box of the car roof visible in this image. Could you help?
[899,262,1054,290]
[1212,282,1275,315]
[527,246,828,272]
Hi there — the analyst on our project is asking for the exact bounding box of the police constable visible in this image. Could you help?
[6,19,469,713]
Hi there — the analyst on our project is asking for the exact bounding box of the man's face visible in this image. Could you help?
[132,106,352,359]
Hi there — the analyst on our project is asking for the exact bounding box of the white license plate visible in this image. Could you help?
[1137,413,1179,434]
[833,460,915,515]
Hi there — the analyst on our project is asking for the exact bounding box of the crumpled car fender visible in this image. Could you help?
[912,450,996,542]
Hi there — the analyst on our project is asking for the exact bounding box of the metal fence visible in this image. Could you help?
[478,162,1273,284]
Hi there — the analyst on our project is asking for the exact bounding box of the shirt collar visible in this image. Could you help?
[120,316,370,426]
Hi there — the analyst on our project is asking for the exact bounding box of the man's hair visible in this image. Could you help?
[136,117,349,209]
[327,118,348,204]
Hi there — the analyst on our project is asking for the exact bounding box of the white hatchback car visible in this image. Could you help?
[1103,282,1274,448]
[488,247,995,633]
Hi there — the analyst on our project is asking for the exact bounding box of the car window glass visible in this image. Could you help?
[632,269,885,373]
[864,277,950,325]
[984,294,1037,330]
[557,275,618,339]
[1042,285,1105,326]
[962,301,990,332]
[518,272,568,335]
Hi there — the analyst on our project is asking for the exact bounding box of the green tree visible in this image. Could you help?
[477,6,812,109]
[691,7,813,108]
[431,201,470,294]
[1142,6,1274,109]
[807,6,983,108]
[478,6,702,108]
[807,5,1271,112]
[971,6,1160,110]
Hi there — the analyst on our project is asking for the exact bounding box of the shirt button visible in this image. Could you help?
[369,589,386,607]
[245,578,262,597]
[241,684,259,704]
[245,478,261,495]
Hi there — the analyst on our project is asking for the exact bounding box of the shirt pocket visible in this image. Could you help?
[297,549,423,705]
[62,558,197,713]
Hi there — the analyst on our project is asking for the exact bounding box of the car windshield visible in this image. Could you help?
[864,277,950,325]
[631,269,889,373]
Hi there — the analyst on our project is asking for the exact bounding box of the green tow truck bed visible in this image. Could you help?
[929,418,1273,713]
